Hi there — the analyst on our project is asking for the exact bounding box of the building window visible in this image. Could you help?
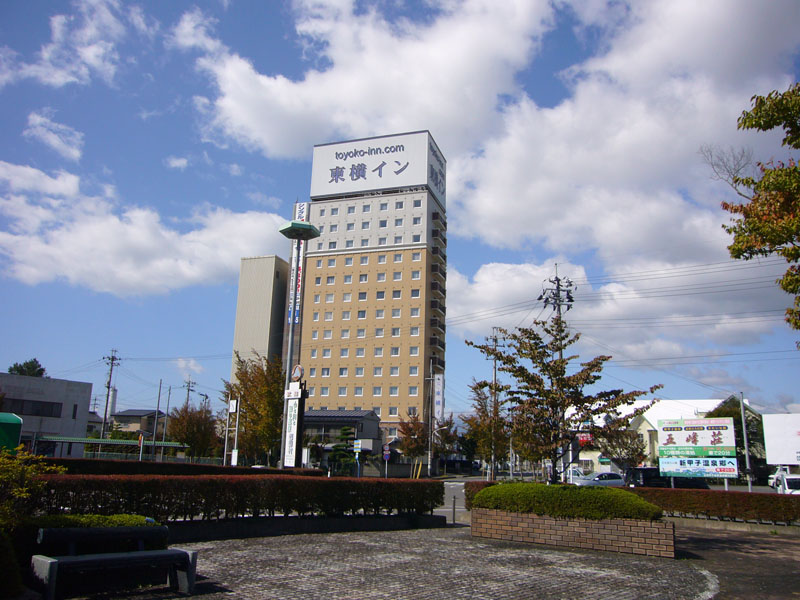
[313,312,320,322]
[409,366,418,376]
[328,241,337,249]
[347,223,355,231]
[345,257,353,266]
[343,292,352,302]
[312,330,318,340]
[411,289,420,298]
[410,346,419,356]
[310,349,317,358]
[315,277,321,285]
[330,224,338,233]
[380,202,388,210]
[378,237,387,246]
[314,294,320,303]
[408,405,418,415]
[309,368,317,377]
[321,386,330,397]
[395,201,404,209]
[391,327,400,337]
[392,308,401,318]
[413,216,421,225]
[326,276,335,285]
[358,291,367,301]
[327,258,336,267]
[410,326,419,336]
[354,386,363,396]
[374,367,383,376]
[358,310,366,319]
[395,218,403,226]
[338,387,347,397]
[412,234,421,243]
[321,367,330,377]
[392,272,401,281]
[324,311,333,321]
[361,239,369,247]
[411,270,420,280]
[389,406,398,416]
[348,205,356,214]
[377,272,386,282]
[413,199,421,208]
[317,242,323,250]
[326,293,334,303]
[359,273,368,283]
[356,347,365,357]
[373,386,382,396]
[388,427,397,437]
[340,328,350,338]
[362,204,370,213]
[322,348,331,358]
[379,219,388,228]
[355,367,364,376]
[362,221,370,230]
[373,406,382,417]
[339,367,348,377]
[412,252,421,261]
[360,256,369,265]
[343,274,352,284]
[376,309,385,319]
[394,235,403,244]
[308,388,315,397]
[390,366,399,376]
[390,347,400,356]
[392,290,401,299]
[357,328,366,338]
[376,290,385,300]
[410,307,420,317]
[389,386,399,396]
[320,209,326,216]
[342,311,351,320]
[323,330,332,339]
[374,347,383,357]
[340,348,349,358]
[316,259,323,268]
[375,327,384,337]
[331,207,339,216]
[346,239,354,248]
[378,255,386,264]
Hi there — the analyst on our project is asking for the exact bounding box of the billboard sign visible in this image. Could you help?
[287,202,308,325]
[283,398,299,468]
[434,373,445,421]
[310,131,446,206]
[659,457,738,479]
[657,418,736,457]
[763,413,800,465]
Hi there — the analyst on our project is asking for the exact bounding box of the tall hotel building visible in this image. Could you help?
[291,131,446,439]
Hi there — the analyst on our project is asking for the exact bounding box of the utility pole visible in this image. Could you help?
[160,386,171,462]
[99,349,120,442]
[184,378,195,407]
[152,379,162,459]
[538,264,576,482]
[426,358,435,477]
[740,392,753,493]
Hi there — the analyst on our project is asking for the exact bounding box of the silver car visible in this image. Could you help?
[573,472,625,487]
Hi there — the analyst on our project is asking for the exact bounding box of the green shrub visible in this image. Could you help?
[472,483,663,521]
[29,513,157,529]
[0,447,65,527]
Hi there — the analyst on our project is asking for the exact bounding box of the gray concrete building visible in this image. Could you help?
[230,255,289,379]
[0,372,92,457]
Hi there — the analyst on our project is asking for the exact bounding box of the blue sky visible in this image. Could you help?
[1,0,799,420]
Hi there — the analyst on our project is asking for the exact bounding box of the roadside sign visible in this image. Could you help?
[353,439,362,452]
[383,443,390,452]
[383,452,390,461]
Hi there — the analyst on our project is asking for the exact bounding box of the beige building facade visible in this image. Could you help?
[296,132,446,439]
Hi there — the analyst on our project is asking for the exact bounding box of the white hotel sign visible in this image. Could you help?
[310,131,446,206]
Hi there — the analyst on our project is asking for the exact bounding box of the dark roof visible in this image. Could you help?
[111,409,165,417]
[304,409,378,421]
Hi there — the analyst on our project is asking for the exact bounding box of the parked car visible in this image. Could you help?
[768,466,791,488]
[566,467,588,482]
[776,473,800,495]
[573,472,625,487]
[624,467,709,489]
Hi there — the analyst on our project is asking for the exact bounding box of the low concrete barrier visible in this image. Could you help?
[471,508,674,558]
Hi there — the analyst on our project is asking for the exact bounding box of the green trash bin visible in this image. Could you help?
[0,413,23,453]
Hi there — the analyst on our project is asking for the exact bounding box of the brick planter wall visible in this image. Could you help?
[471,508,674,558]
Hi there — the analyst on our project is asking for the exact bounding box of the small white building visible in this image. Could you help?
[0,372,92,457]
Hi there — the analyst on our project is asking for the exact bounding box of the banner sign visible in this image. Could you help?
[434,373,445,421]
[659,456,738,479]
[283,398,299,468]
[287,202,308,325]
[310,131,446,206]
[763,413,800,465]
[657,418,736,457]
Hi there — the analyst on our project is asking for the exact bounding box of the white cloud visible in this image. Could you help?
[0,161,288,296]
[23,110,84,161]
[173,0,553,158]
[4,0,127,88]
[247,192,281,209]
[176,357,204,377]
[164,156,189,170]
[225,163,243,176]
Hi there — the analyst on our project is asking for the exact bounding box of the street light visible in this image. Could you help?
[278,219,320,469]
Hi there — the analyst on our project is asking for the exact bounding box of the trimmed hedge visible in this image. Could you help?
[464,481,496,510]
[36,475,443,522]
[628,487,800,524]
[472,483,663,521]
[43,458,322,477]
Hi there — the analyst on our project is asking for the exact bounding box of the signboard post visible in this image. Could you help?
[657,418,737,481]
